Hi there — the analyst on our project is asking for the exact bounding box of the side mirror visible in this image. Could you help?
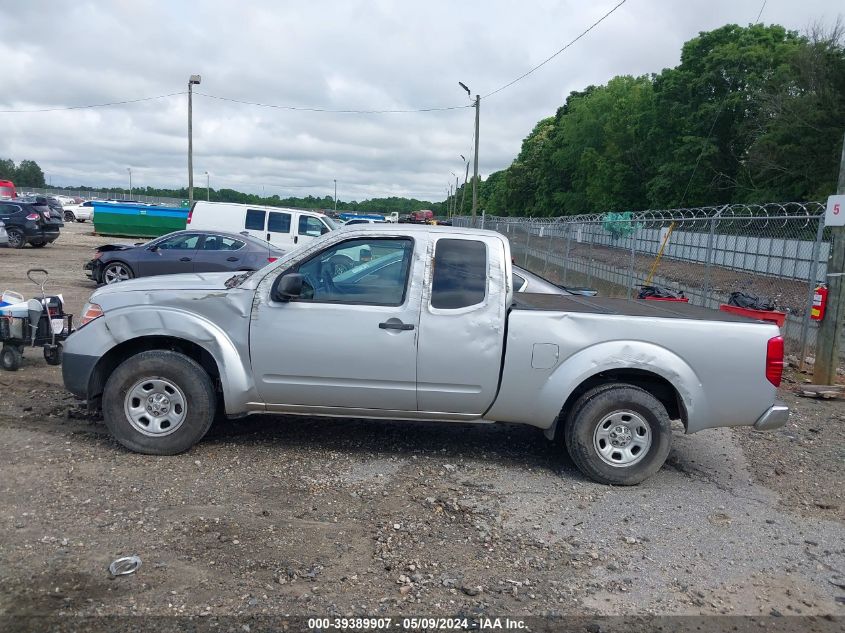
[274,273,304,301]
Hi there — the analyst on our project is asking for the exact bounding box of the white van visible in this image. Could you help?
[187,202,338,251]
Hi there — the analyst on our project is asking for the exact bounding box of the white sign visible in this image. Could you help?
[826,195,845,227]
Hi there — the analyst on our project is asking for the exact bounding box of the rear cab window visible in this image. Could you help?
[431,239,487,309]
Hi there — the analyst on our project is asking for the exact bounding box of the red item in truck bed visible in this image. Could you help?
[719,304,786,327]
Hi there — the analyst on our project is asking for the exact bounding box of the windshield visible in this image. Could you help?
[322,216,340,230]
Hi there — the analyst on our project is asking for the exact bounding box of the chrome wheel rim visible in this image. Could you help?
[7,230,22,247]
[593,410,652,467]
[124,377,187,437]
[104,264,131,284]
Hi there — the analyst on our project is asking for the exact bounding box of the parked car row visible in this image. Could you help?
[0,196,64,248]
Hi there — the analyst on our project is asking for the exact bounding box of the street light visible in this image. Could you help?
[188,74,202,206]
[204,171,210,201]
[458,82,480,221]
[127,167,132,199]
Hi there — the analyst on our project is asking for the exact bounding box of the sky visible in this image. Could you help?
[0,0,842,203]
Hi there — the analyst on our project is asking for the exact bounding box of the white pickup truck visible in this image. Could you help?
[62,224,787,485]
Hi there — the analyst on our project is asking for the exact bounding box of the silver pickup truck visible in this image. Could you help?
[62,224,788,485]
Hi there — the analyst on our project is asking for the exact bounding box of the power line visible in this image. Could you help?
[194,91,471,114]
[0,92,187,113]
[755,0,767,22]
[482,0,628,99]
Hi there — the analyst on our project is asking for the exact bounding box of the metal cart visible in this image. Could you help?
[0,269,73,371]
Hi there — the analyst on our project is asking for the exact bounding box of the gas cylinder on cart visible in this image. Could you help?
[811,285,828,321]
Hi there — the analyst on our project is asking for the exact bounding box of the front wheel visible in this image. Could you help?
[44,344,63,366]
[563,383,672,485]
[103,261,134,284]
[63,211,76,222]
[102,350,216,455]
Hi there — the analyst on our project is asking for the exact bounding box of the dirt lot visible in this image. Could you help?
[0,223,843,625]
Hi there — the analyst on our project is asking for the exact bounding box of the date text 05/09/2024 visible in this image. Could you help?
[306,617,527,630]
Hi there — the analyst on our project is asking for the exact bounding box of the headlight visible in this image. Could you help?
[79,302,104,327]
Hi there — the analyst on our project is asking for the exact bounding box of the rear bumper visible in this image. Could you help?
[753,400,789,431]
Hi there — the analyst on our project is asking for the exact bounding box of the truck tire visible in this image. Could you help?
[564,383,672,485]
[102,350,216,455]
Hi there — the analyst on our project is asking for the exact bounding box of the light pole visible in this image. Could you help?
[459,82,480,221]
[127,167,132,199]
[204,171,210,201]
[459,155,469,217]
[449,171,458,215]
[188,74,202,206]
[334,179,337,212]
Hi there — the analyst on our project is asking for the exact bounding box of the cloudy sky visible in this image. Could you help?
[0,0,841,202]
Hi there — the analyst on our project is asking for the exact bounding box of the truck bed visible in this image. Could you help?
[512,293,758,323]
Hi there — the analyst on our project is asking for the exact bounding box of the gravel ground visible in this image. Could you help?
[0,223,843,624]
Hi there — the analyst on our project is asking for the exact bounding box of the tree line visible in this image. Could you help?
[0,158,46,187]
[0,163,446,214]
[455,22,845,217]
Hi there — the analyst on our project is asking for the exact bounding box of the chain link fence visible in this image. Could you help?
[23,187,183,207]
[455,203,831,361]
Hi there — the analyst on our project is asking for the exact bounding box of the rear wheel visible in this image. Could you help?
[63,211,76,222]
[102,350,216,455]
[564,383,672,485]
[1,345,23,371]
[6,228,25,249]
[103,261,134,284]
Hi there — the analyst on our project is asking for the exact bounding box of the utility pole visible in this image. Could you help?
[188,74,201,206]
[127,167,132,199]
[472,94,480,222]
[205,171,210,201]
[334,179,337,212]
[453,174,459,217]
[458,83,480,222]
[814,132,845,385]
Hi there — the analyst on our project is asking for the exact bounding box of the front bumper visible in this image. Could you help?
[84,259,102,282]
[62,351,100,400]
[753,400,789,431]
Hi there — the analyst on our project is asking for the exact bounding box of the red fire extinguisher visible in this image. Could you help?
[811,284,827,321]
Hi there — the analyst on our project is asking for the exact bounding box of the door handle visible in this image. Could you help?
[379,321,414,331]
[180,257,192,262]
[266,233,271,241]
[226,256,239,262]
[294,235,299,244]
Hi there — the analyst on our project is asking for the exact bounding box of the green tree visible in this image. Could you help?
[14,160,46,187]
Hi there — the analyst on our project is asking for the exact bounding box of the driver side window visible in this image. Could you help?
[291,238,413,306]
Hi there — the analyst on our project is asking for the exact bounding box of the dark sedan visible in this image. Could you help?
[85,230,284,285]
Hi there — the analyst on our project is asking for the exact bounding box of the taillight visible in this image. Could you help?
[267,257,278,263]
[766,336,784,387]
[26,213,39,220]
[186,208,193,224]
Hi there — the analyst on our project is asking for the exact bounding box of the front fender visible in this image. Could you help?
[100,307,258,414]
[65,306,261,415]
[487,340,707,433]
